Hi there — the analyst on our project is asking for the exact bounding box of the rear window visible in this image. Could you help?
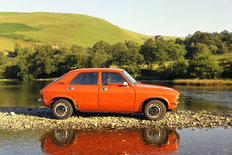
[69,72,98,85]
[52,73,67,83]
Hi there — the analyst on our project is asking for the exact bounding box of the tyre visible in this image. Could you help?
[52,99,73,119]
[51,129,77,145]
[144,100,166,120]
[142,128,167,146]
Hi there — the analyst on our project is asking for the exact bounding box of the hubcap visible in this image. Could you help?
[55,103,68,116]
[148,105,161,117]
[54,129,68,141]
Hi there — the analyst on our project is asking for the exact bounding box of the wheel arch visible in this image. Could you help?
[141,98,169,113]
[51,97,78,112]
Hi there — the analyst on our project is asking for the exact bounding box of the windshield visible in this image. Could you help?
[121,70,137,85]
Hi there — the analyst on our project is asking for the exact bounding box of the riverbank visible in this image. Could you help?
[0,78,56,81]
[173,79,232,86]
[0,107,231,131]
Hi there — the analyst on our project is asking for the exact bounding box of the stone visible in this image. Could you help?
[10,112,16,116]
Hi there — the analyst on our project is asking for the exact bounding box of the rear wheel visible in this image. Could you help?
[52,99,73,119]
[51,129,77,145]
[144,100,166,120]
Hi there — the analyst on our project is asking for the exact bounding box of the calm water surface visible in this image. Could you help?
[0,81,232,154]
[0,80,232,114]
[0,128,231,154]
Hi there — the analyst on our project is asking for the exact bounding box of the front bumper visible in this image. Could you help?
[171,101,180,105]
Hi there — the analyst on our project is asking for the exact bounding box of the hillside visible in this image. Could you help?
[0,12,150,52]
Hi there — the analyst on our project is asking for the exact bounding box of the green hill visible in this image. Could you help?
[0,12,150,52]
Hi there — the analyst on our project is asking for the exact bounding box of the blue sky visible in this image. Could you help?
[0,0,231,37]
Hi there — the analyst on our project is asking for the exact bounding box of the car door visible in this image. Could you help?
[99,72,135,112]
[65,72,99,111]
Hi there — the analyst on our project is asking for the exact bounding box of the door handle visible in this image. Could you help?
[69,87,74,90]
[102,88,108,91]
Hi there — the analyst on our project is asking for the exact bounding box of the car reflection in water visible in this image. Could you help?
[41,128,179,155]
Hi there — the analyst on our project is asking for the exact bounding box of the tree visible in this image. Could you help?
[90,41,111,68]
[5,46,34,80]
[166,40,187,61]
[63,50,91,70]
[31,45,56,78]
[184,31,229,57]
[0,52,7,78]
[185,43,211,58]
[91,40,111,55]
[221,32,232,52]
[110,41,144,75]
[124,40,144,66]
[124,40,144,75]
[219,57,232,78]
[91,50,110,68]
[188,53,223,79]
[140,39,168,68]
[70,45,86,53]
[140,39,186,69]
[54,47,72,75]
[111,42,131,67]
[140,38,156,69]
[175,38,184,44]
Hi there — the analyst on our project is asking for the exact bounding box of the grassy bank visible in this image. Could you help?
[0,79,17,81]
[0,78,56,82]
[173,79,232,86]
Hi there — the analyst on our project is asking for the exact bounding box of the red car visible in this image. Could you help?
[39,68,180,120]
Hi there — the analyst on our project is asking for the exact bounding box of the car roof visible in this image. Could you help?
[69,68,124,73]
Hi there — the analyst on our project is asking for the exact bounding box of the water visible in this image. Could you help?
[0,81,232,154]
[1,80,232,114]
[0,81,49,107]
[0,128,231,154]
[143,80,232,114]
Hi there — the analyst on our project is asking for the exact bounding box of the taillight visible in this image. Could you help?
[40,93,44,99]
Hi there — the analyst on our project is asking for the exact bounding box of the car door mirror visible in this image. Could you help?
[108,82,128,86]
[123,82,128,86]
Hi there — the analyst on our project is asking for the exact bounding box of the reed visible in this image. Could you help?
[34,78,57,81]
[0,79,17,81]
[173,79,232,86]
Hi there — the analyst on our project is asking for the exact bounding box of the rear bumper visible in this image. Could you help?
[38,98,46,102]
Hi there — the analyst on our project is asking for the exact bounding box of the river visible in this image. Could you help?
[0,81,231,154]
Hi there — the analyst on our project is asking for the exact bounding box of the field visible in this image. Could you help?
[0,12,150,52]
[0,37,34,52]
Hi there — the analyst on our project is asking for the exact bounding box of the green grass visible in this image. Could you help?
[0,23,40,33]
[0,33,25,40]
[0,12,151,51]
[0,37,34,52]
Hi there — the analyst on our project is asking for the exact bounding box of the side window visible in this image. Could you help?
[70,72,98,85]
[102,72,126,85]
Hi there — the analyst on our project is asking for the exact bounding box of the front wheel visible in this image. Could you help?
[52,99,73,119]
[144,100,166,120]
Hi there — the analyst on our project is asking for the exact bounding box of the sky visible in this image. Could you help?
[0,0,231,37]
